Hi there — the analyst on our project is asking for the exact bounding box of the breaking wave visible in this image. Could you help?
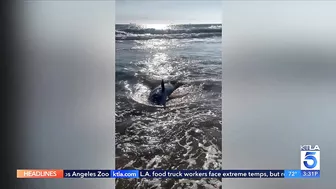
[116,24,222,40]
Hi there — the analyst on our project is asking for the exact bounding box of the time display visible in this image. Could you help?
[301,170,320,178]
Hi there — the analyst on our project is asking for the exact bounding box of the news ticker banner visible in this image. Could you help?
[17,169,320,179]
[17,145,320,179]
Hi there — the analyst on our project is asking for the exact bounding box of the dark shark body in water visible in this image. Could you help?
[148,80,183,108]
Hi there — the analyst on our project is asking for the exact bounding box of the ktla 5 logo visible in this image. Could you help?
[300,145,320,170]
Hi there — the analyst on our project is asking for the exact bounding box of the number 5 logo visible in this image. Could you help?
[304,152,317,169]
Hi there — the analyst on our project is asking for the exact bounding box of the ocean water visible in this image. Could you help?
[115,24,222,189]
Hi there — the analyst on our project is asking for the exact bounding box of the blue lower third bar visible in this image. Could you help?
[284,170,302,178]
[301,170,320,178]
[110,170,139,178]
[284,170,320,178]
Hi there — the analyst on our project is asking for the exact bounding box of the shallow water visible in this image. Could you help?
[115,24,222,188]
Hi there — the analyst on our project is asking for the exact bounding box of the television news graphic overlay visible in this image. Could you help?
[17,170,285,179]
[63,170,111,178]
[138,170,284,178]
[110,170,139,178]
[17,170,64,178]
[17,169,320,179]
[284,170,301,178]
[300,145,320,178]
